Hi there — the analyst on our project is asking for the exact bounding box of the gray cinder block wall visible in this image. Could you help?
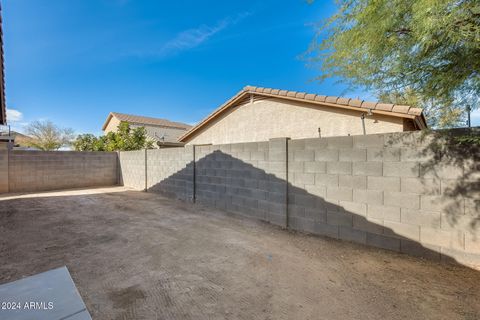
[3,150,118,193]
[0,150,8,193]
[118,150,146,190]
[146,147,194,200]
[287,130,480,266]
[194,139,288,227]
[116,129,480,267]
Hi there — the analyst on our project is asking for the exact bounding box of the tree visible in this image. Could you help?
[25,120,75,151]
[73,122,154,151]
[308,0,480,127]
[377,89,464,128]
[72,134,104,151]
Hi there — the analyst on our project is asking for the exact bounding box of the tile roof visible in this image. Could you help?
[179,85,427,142]
[243,86,424,117]
[102,112,192,131]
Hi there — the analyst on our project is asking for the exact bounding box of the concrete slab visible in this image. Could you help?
[0,266,91,320]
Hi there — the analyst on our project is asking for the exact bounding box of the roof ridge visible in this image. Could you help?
[111,111,183,123]
[242,85,423,116]
[102,111,192,130]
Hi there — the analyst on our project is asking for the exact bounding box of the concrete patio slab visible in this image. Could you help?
[0,266,91,320]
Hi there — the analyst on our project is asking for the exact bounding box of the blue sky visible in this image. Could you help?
[3,0,479,134]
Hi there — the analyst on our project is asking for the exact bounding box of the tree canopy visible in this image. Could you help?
[24,120,75,151]
[309,0,480,127]
[73,122,154,151]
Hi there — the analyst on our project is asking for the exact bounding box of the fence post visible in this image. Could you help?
[267,137,290,228]
[116,151,121,186]
[144,148,148,192]
[7,145,10,193]
[0,147,10,193]
[192,145,196,203]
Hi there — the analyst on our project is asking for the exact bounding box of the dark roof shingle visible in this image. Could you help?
[102,112,191,131]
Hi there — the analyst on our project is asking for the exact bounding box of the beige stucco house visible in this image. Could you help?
[179,86,427,145]
[102,112,191,148]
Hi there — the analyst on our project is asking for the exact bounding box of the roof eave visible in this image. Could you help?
[415,113,428,130]
[179,89,248,142]
[101,112,114,131]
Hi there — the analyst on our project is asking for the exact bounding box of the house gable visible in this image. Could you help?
[180,86,426,144]
[102,112,192,144]
[186,97,409,145]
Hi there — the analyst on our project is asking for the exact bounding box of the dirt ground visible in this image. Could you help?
[1,187,480,320]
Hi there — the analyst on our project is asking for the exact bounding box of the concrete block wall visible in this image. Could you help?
[7,151,118,192]
[0,150,8,193]
[118,150,146,190]
[195,138,288,227]
[287,130,480,266]
[146,147,194,200]
[114,128,480,267]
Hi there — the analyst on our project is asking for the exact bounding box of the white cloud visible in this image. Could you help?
[154,11,252,57]
[163,23,227,52]
[6,108,23,122]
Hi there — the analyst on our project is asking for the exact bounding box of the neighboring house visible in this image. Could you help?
[11,131,40,150]
[179,86,427,145]
[0,125,12,150]
[0,130,45,151]
[102,112,192,148]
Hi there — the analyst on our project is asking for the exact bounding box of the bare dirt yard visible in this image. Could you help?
[1,187,479,320]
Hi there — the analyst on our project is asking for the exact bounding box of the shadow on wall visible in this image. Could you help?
[383,128,480,250]
[143,146,479,267]
[417,128,479,230]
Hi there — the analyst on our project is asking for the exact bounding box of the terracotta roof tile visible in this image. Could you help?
[279,90,288,96]
[286,91,297,97]
[349,99,363,107]
[295,92,306,99]
[392,105,410,114]
[325,96,338,103]
[271,89,280,94]
[361,101,377,109]
[337,97,350,105]
[408,107,423,116]
[304,93,316,100]
[376,103,394,112]
[315,95,326,102]
[263,88,272,94]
